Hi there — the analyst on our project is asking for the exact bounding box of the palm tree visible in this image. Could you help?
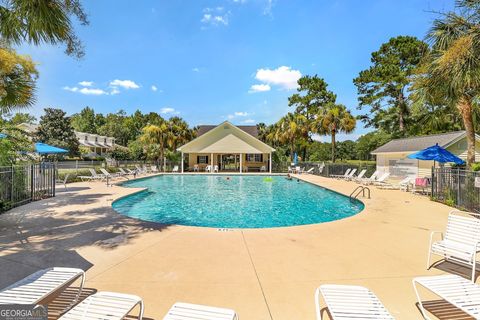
[140,123,168,170]
[413,0,480,166]
[0,47,38,113]
[311,104,356,162]
[0,0,89,58]
[275,113,308,161]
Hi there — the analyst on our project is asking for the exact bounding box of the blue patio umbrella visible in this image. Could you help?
[293,152,298,165]
[407,144,465,165]
[34,142,68,155]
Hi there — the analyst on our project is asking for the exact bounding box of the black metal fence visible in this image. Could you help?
[431,168,480,213]
[0,163,56,213]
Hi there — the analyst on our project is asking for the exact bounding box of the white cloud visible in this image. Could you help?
[109,79,140,89]
[151,85,158,92]
[263,0,275,16]
[234,111,250,116]
[63,86,108,95]
[249,83,271,93]
[78,81,93,87]
[192,67,200,72]
[254,66,301,90]
[241,119,256,124]
[160,107,180,115]
[110,87,120,95]
[201,7,230,26]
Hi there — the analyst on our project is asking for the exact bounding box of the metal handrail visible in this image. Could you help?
[349,186,371,202]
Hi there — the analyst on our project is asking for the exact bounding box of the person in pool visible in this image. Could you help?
[286,174,292,181]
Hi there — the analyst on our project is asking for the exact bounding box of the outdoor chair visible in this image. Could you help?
[427,210,480,281]
[100,168,121,180]
[260,165,267,172]
[118,168,131,177]
[205,165,212,172]
[193,164,199,172]
[79,168,105,181]
[59,291,144,320]
[127,168,138,175]
[214,165,219,172]
[377,176,412,191]
[339,168,356,180]
[366,172,390,186]
[413,274,480,319]
[305,167,314,174]
[0,267,85,310]
[357,170,379,184]
[412,177,431,195]
[330,168,351,179]
[315,284,394,320]
[151,165,159,172]
[56,173,70,189]
[164,302,238,320]
[172,165,179,172]
[350,169,366,181]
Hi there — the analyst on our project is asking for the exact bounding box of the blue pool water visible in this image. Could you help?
[112,175,364,228]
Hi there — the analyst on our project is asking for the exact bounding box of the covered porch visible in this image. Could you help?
[183,152,272,173]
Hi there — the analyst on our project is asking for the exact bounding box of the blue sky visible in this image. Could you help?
[20,0,454,141]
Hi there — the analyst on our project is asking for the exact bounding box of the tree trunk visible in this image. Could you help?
[398,92,406,135]
[331,131,336,163]
[458,96,476,167]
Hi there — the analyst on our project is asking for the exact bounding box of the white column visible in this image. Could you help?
[240,154,243,173]
[269,152,272,173]
[181,152,184,173]
[211,153,213,172]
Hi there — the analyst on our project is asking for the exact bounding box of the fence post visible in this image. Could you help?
[30,164,34,201]
[457,168,460,206]
[10,165,14,203]
[431,167,434,197]
[75,160,78,175]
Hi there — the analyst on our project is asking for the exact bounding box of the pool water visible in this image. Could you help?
[112,175,364,228]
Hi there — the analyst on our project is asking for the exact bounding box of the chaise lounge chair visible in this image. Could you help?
[427,210,480,281]
[330,168,351,179]
[357,170,379,184]
[366,172,390,186]
[315,284,394,320]
[59,291,144,320]
[164,302,238,320]
[172,165,179,172]
[348,169,366,181]
[413,274,480,319]
[56,173,70,189]
[0,267,85,309]
[100,168,121,180]
[205,165,211,172]
[340,168,356,180]
[79,169,105,181]
[377,176,412,191]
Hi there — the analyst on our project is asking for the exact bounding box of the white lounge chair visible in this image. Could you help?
[330,168,351,179]
[368,172,390,186]
[288,166,294,173]
[358,170,379,184]
[205,165,211,172]
[78,169,104,181]
[56,173,70,189]
[164,302,238,320]
[59,291,144,320]
[351,169,366,181]
[100,168,121,180]
[214,165,219,173]
[427,210,480,281]
[193,164,199,172]
[304,167,314,174]
[413,274,480,319]
[315,284,394,320]
[0,267,85,308]
[118,168,132,176]
[260,165,267,172]
[151,165,159,173]
[127,168,138,175]
[135,165,146,175]
[172,165,179,172]
[295,166,302,174]
[341,168,357,180]
[377,176,412,191]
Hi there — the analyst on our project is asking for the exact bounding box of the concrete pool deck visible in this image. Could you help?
[0,173,472,319]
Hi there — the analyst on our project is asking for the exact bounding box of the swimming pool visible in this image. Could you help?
[112,175,364,228]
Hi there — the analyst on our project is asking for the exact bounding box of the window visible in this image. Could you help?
[246,154,263,162]
[198,155,208,164]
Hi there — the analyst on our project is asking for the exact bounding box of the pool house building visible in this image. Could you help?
[177,121,275,173]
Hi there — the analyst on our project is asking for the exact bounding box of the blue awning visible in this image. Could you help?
[407,144,465,165]
[35,142,68,154]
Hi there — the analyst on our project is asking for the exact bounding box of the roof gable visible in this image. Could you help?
[178,121,274,153]
[199,134,262,153]
[371,131,470,154]
[197,125,258,138]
